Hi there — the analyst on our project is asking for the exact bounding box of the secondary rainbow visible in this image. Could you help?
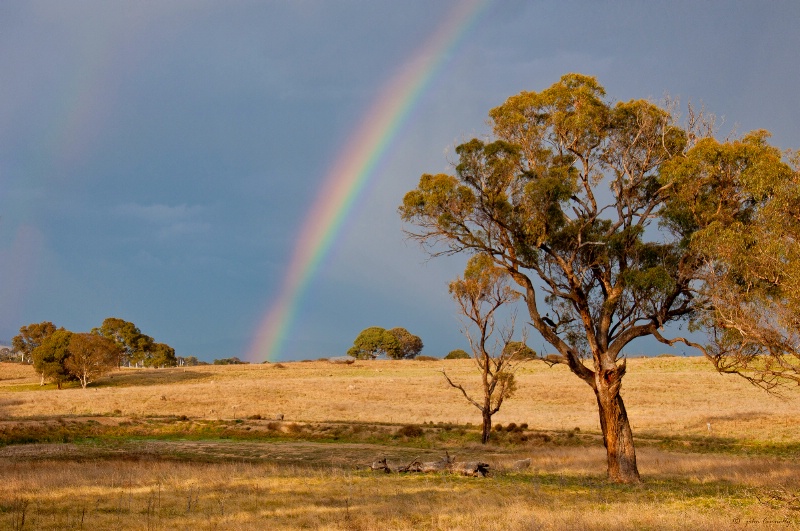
[246,0,490,362]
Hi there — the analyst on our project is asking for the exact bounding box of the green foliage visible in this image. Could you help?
[213,357,248,365]
[64,333,121,388]
[12,322,57,364]
[445,349,470,359]
[387,327,424,359]
[399,72,795,377]
[347,327,401,359]
[96,318,153,367]
[503,341,537,360]
[661,134,800,387]
[147,343,177,368]
[31,330,75,389]
[95,317,177,368]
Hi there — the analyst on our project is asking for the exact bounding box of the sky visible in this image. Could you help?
[2,1,799,362]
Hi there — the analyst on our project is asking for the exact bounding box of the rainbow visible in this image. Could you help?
[246,0,491,362]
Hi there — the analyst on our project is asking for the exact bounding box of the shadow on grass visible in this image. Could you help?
[4,369,211,392]
[96,368,211,388]
[636,430,800,458]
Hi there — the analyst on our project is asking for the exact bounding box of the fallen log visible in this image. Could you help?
[451,461,490,477]
[373,452,490,477]
[370,457,392,473]
[397,456,422,473]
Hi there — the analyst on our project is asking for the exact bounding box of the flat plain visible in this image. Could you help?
[1,357,798,530]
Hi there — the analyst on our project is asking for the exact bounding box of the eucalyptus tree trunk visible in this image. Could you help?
[594,363,639,483]
[481,405,492,444]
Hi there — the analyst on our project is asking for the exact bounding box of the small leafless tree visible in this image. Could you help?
[443,254,528,444]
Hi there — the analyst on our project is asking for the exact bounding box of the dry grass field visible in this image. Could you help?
[1,357,799,529]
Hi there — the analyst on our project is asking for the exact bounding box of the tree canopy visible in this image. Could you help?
[445,349,471,360]
[12,321,57,364]
[669,139,800,389]
[400,73,798,482]
[347,327,401,360]
[96,317,153,367]
[95,317,176,368]
[65,333,121,388]
[387,328,424,359]
[32,329,75,389]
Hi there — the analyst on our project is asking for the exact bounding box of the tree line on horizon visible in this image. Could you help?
[8,318,179,389]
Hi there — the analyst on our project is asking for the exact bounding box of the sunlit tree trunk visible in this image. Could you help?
[594,364,639,483]
[481,401,492,444]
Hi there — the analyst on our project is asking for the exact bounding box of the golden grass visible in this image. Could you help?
[1,358,799,529]
[1,446,798,530]
[2,357,799,445]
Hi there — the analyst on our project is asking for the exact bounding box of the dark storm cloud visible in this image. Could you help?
[1,1,799,359]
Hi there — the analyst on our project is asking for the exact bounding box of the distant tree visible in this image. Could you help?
[503,342,537,360]
[445,349,471,360]
[387,328,424,359]
[213,356,248,365]
[347,327,401,359]
[178,356,200,366]
[96,318,153,367]
[31,329,75,389]
[145,343,177,368]
[443,254,524,444]
[0,347,14,362]
[12,321,57,364]
[64,333,120,388]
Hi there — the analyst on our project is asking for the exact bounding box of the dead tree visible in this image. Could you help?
[444,254,526,444]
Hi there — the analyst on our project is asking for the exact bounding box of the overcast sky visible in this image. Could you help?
[2,1,799,361]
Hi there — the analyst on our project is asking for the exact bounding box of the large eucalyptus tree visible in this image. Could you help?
[400,74,797,482]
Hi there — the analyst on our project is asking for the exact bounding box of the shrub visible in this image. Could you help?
[396,425,424,438]
[286,423,303,433]
[415,355,439,361]
[445,349,470,359]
